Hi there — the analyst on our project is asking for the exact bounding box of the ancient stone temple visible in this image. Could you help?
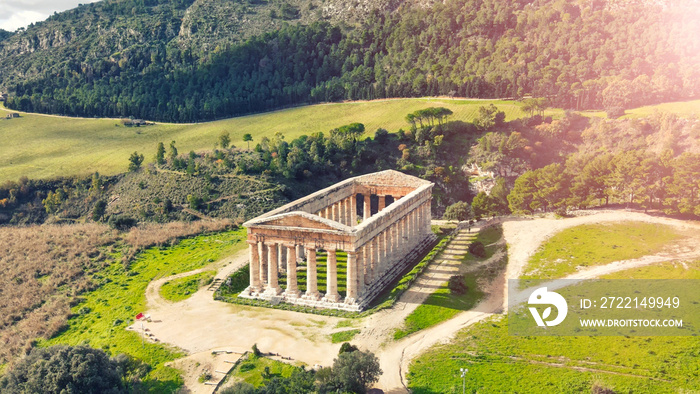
[240,170,435,311]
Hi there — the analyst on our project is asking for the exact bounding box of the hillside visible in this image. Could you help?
[0,98,544,182]
[0,0,698,122]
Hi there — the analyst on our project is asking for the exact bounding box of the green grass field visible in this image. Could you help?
[407,259,700,393]
[2,98,697,183]
[40,229,247,390]
[225,354,298,388]
[330,329,361,343]
[521,222,682,280]
[582,99,700,119]
[160,270,216,302]
[0,98,543,183]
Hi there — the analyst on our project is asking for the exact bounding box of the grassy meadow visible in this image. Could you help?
[223,354,299,388]
[160,270,217,302]
[407,259,700,393]
[41,228,247,390]
[1,98,546,183]
[521,222,683,280]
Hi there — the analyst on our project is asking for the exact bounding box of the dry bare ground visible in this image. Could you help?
[0,224,117,363]
[0,220,233,365]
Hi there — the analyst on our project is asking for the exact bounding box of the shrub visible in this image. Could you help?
[252,343,262,357]
[339,342,359,355]
[448,275,468,295]
[468,241,486,258]
[0,345,126,393]
[107,215,137,231]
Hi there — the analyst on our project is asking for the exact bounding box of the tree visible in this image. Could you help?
[326,350,382,394]
[0,345,126,394]
[471,191,495,219]
[92,200,107,221]
[474,104,505,130]
[443,201,472,221]
[168,141,178,162]
[128,151,144,172]
[155,142,166,165]
[508,170,538,214]
[219,131,231,149]
[243,133,253,150]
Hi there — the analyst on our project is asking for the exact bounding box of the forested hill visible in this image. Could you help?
[2,0,699,122]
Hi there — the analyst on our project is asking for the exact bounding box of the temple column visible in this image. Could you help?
[296,244,305,261]
[258,241,268,284]
[371,237,379,282]
[425,201,432,234]
[363,194,371,220]
[323,250,340,302]
[378,195,386,212]
[285,245,299,298]
[324,206,331,219]
[378,230,386,275]
[408,210,416,245]
[305,247,319,299]
[266,243,281,294]
[346,251,358,301]
[248,242,261,292]
[387,224,395,265]
[278,243,286,273]
[350,194,357,225]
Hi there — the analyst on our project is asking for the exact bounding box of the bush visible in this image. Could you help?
[198,370,212,383]
[339,342,359,355]
[448,275,468,295]
[252,343,262,357]
[468,241,486,258]
[107,214,137,230]
[0,345,126,393]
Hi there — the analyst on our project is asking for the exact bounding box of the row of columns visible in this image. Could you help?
[246,201,431,303]
[317,194,400,226]
[248,241,343,302]
[317,194,356,226]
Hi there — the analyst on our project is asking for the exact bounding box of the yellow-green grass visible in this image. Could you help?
[41,229,247,390]
[0,99,544,183]
[160,270,216,302]
[580,99,700,119]
[330,329,361,343]
[228,355,298,388]
[393,274,483,340]
[521,222,682,281]
[407,260,700,393]
[463,226,503,263]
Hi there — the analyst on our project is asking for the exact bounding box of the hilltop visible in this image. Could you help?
[0,0,697,122]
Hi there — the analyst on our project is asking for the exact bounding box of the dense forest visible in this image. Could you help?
[1,0,698,122]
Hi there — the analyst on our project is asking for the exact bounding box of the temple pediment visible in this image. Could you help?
[246,212,349,232]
